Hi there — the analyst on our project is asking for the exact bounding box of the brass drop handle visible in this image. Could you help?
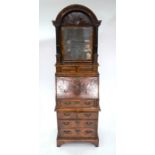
[75,129,80,133]
[63,122,70,125]
[64,130,71,134]
[86,121,93,125]
[64,102,71,105]
[85,130,93,134]
[64,112,70,116]
[84,113,91,117]
[85,101,91,105]
[64,101,80,105]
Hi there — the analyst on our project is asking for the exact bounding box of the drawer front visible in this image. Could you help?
[58,120,97,128]
[57,112,98,119]
[77,112,98,119]
[58,120,77,128]
[59,129,76,137]
[59,128,97,138]
[79,120,97,128]
[61,66,75,73]
[57,99,98,108]
[56,77,98,98]
[80,128,97,137]
[57,112,76,119]
[78,66,92,72]
[56,65,98,73]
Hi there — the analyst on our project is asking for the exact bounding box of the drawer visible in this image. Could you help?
[77,112,98,119]
[61,66,75,72]
[57,112,76,119]
[79,120,97,128]
[59,128,97,138]
[81,128,97,138]
[58,120,77,128]
[78,66,92,72]
[58,100,81,108]
[58,120,97,128]
[57,112,98,119]
[57,99,98,108]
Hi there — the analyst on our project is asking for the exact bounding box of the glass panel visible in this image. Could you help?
[61,27,93,60]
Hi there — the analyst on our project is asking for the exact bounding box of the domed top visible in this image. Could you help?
[53,4,101,27]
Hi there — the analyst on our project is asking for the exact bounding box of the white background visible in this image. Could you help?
[0,0,155,155]
[39,0,116,155]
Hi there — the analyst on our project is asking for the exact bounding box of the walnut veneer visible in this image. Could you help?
[52,4,101,147]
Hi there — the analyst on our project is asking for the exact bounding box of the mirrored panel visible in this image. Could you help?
[61,27,93,61]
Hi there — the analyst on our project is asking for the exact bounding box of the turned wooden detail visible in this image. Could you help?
[52,4,101,147]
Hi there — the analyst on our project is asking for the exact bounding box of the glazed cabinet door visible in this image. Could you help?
[61,27,93,61]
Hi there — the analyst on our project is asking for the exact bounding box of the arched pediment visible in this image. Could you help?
[53,4,101,27]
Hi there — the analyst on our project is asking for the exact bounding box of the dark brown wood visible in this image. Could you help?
[53,4,101,147]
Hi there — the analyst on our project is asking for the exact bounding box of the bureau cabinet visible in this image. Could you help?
[53,4,101,147]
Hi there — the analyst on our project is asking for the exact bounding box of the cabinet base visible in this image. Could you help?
[57,137,99,147]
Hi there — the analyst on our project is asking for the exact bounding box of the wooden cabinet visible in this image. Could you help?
[53,4,101,147]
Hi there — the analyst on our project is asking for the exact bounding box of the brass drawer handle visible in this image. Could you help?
[64,101,80,105]
[63,122,70,125]
[86,122,93,125]
[73,101,80,104]
[64,130,71,134]
[64,112,70,116]
[84,113,91,117]
[75,129,80,133]
[85,130,93,134]
[64,102,71,105]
